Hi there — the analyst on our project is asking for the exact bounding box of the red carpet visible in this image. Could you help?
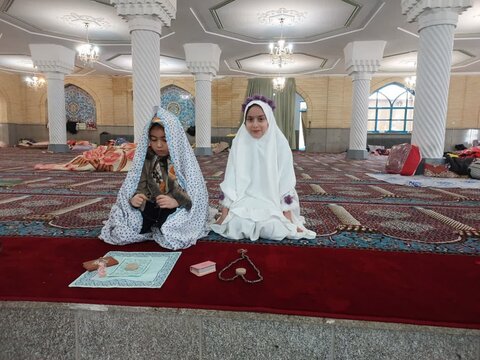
[0,236,479,329]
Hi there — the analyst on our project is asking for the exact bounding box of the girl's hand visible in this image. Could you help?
[283,210,302,232]
[283,210,293,222]
[215,208,229,225]
[156,195,179,209]
[130,193,148,208]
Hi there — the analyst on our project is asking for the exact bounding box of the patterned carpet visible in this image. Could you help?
[1,147,479,255]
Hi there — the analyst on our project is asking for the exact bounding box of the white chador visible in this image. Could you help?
[211,99,316,241]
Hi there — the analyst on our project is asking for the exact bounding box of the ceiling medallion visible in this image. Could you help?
[61,13,110,29]
[258,8,306,26]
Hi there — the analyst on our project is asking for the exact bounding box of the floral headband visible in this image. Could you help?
[241,94,276,112]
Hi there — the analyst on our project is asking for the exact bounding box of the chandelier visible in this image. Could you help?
[77,22,99,66]
[25,75,46,90]
[272,77,286,91]
[405,75,416,92]
[269,17,293,68]
[404,60,417,92]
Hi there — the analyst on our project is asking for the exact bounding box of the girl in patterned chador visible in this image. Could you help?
[100,108,209,250]
[211,95,316,241]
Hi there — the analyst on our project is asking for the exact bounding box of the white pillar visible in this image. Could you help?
[193,73,213,155]
[184,43,222,156]
[402,0,472,160]
[29,44,75,153]
[344,41,386,160]
[111,0,177,142]
[349,72,372,158]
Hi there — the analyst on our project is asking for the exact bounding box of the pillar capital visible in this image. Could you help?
[402,0,472,27]
[127,16,164,34]
[111,0,176,29]
[194,73,214,82]
[352,73,373,81]
[29,44,75,74]
[184,43,222,76]
[343,41,386,76]
[185,62,218,76]
[44,72,65,81]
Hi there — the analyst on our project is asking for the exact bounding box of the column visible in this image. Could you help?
[402,0,472,161]
[184,43,222,156]
[111,0,177,142]
[343,41,386,160]
[29,44,75,153]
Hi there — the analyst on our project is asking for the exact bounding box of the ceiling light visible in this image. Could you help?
[405,61,416,92]
[25,75,46,90]
[272,77,286,91]
[77,22,99,67]
[269,18,293,68]
[405,75,416,92]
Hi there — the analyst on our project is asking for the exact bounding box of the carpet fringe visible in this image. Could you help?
[309,184,327,195]
[430,188,475,201]
[368,185,401,198]
[414,206,480,238]
[327,203,375,233]
[344,174,362,181]
[0,195,30,205]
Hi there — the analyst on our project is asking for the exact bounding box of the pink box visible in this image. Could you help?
[190,261,216,277]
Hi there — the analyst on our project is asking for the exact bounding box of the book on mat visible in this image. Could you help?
[190,261,216,277]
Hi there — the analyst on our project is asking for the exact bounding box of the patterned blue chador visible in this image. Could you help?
[100,108,209,250]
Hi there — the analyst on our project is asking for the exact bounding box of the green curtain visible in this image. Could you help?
[243,78,297,149]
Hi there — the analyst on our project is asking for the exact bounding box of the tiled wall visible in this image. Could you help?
[160,84,195,129]
[65,84,97,129]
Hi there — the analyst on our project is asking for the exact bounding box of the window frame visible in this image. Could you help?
[368,82,415,134]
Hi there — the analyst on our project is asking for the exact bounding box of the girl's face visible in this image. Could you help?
[149,125,169,157]
[245,105,269,139]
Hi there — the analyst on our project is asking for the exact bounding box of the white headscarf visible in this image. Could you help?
[100,107,209,250]
[220,99,296,217]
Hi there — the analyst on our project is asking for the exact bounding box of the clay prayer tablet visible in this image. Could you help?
[125,263,139,271]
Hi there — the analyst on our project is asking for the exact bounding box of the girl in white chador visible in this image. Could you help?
[211,95,316,241]
[100,107,209,250]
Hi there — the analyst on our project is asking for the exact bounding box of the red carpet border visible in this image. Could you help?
[0,236,479,329]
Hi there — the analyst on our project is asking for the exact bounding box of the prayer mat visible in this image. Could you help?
[367,173,480,189]
[69,251,181,288]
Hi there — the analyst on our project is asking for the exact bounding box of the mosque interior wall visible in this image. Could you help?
[0,72,479,151]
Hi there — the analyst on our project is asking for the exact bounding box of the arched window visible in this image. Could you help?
[65,84,97,130]
[368,83,415,133]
